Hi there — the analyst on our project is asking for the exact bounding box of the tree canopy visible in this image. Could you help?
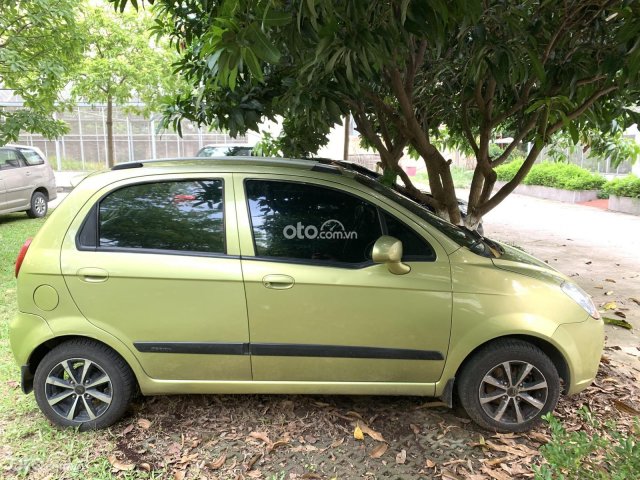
[0,0,84,144]
[73,3,184,166]
[114,0,640,226]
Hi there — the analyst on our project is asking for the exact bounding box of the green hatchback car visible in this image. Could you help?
[10,158,604,432]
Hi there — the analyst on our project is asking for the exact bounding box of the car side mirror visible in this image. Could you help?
[372,236,411,275]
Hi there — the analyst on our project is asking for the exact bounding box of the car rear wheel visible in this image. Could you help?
[457,339,560,432]
[33,339,135,430]
[26,191,48,218]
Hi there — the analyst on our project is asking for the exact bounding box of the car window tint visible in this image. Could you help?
[0,149,23,169]
[381,211,436,261]
[246,180,382,264]
[99,180,225,253]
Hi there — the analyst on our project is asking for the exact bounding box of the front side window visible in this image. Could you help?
[381,212,435,260]
[0,149,23,169]
[98,180,224,253]
[246,180,382,264]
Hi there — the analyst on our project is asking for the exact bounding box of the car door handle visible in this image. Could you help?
[262,274,294,290]
[77,267,109,283]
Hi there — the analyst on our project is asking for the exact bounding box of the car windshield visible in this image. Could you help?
[353,174,495,256]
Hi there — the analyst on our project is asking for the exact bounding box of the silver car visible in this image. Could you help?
[0,145,57,218]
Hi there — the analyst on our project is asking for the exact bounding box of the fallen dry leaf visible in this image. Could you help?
[630,297,640,306]
[605,291,614,296]
[268,440,289,452]
[247,470,262,478]
[605,278,616,283]
[369,443,388,458]
[139,463,151,472]
[614,311,627,318]
[173,471,185,480]
[358,422,385,442]
[484,440,538,457]
[410,423,421,435]
[291,445,319,453]
[330,438,345,448]
[353,425,364,441]
[121,423,134,435]
[249,431,271,445]
[395,449,407,464]
[137,418,152,429]
[481,466,511,480]
[603,302,618,310]
[426,459,436,468]
[209,453,226,470]
[107,455,135,472]
[614,400,640,416]
[245,453,261,471]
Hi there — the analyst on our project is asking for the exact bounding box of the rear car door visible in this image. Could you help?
[60,174,252,381]
[236,174,452,385]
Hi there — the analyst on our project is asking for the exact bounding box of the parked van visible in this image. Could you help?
[0,145,57,218]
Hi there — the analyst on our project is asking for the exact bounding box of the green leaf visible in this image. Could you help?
[262,10,292,27]
[246,24,281,63]
[603,317,633,329]
[242,48,263,80]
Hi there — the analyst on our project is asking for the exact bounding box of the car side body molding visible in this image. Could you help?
[133,342,444,360]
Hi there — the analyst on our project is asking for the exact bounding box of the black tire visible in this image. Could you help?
[26,191,48,218]
[33,339,135,430]
[457,339,560,432]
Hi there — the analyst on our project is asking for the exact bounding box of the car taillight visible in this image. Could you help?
[15,238,33,278]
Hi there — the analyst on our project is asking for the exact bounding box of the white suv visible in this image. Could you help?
[0,144,57,218]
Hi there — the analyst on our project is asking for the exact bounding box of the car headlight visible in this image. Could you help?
[561,282,600,319]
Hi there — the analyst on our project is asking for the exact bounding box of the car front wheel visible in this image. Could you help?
[457,339,560,432]
[26,191,48,218]
[33,339,135,430]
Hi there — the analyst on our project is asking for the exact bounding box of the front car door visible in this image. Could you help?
[235,174,452,386]
[61,174,251,381]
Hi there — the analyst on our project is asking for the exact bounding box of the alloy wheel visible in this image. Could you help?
[478,360,548,425]
[44,358,112,422]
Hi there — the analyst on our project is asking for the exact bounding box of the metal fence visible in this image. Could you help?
[7,104,246,170]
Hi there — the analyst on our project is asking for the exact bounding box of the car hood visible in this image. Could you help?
[491,242,570,286]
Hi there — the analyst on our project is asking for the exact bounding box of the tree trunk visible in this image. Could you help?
[106,94,114,168]
[343,114,350,160]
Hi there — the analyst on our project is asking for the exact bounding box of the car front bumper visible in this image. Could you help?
[552,317,604,395]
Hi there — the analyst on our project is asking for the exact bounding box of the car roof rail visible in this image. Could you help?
[110,157,346,174]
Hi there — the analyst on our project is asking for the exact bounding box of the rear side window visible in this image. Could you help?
[87,180,225,254]
[20,149,45,166]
